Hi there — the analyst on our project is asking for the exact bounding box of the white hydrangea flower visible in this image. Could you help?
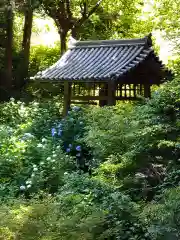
[20,185,26,191]
[37,143,43,148]
[26,180,32,184]
[27,184,31,189]
[33,102,39,106]
[42,138,47,143]
[135,173,146,178]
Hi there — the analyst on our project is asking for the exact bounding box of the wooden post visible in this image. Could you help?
[144,84,151,98]
[63,81,71,116]
[99,83,108,106]
[108,80,116,106]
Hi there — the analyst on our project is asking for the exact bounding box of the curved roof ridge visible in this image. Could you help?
[70,34,152,49]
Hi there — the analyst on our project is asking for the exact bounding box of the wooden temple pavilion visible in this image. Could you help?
[33,34,171,115]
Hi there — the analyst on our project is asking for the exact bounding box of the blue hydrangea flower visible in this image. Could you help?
[76,145,81,151]
[66,148,71,153]
[51,128,56,137]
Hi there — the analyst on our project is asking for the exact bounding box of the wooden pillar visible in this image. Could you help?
[99,83,108,106]
[108,80,116,106]
[144,84,151,98]
[63,81,71,116]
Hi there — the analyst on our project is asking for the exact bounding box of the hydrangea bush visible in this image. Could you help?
[50,106,92,171]
[0,100,83,199]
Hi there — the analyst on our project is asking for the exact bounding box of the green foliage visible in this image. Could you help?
[0,98,76,199]
[0,175,148,240]
[13,12,24,51]
[0,72,180,239]
[78,0,153,40]
[153,0,180,50]
[84,77,180,200]
[84,103,133,160]
[29,43,60,76]
[141,188,180,240]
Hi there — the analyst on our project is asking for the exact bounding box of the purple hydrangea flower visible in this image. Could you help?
[51,128,56,137]
[66,148,71,153]
[76,145,81,151]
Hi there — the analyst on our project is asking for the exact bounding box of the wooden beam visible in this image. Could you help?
[71,95,108,101]
[72,95,140,101]
[71,101,97,105]
[63,81,71,116]
[116,96,139,100]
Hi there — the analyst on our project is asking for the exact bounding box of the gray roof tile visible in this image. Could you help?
[33,34,163,81]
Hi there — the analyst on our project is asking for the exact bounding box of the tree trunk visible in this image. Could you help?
[16,2,33,89]
[60,30,68,56]
[5,4,13,89]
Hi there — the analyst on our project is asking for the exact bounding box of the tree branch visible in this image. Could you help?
[87,0,103,19]
[75,0,103,28]
[80,1,87,18]
[65,0,73,20]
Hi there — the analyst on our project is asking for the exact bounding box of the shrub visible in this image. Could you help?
[84,77,180,200]
[0,175,149,240]
[0,98,76,199]
[141,187,180,240]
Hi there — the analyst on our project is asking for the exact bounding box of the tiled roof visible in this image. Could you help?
[33,34,163,81]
